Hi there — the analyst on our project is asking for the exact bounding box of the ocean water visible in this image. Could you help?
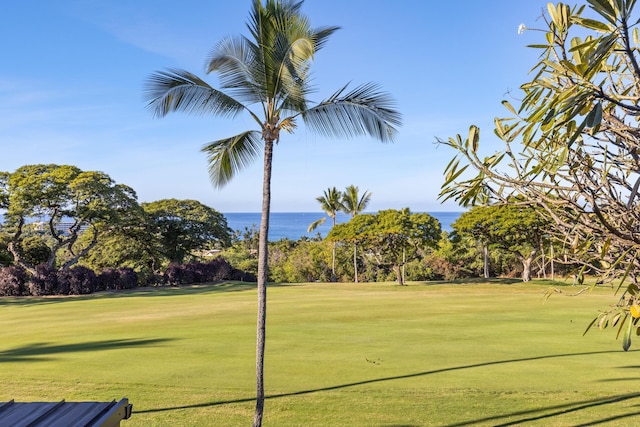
[224,211,463,241]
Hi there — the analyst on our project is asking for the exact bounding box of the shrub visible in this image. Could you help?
[404,259,438,281]
[0,266,27,296]
[58,266,97,295]
[97,267,139,290]
[27,264,59,296]
[164,263,192,286]
[117,267,138,289]
[144,273,165,286]
[163,258,239,286]
[96,268,118,291]
[229,268,257,282]
[205,257,233,281]
[185,262,206,283]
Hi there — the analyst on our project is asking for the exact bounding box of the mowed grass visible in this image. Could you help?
[2,280,640,426]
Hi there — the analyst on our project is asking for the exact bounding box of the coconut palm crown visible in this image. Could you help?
[308,186,343,232]
[144,1,400,426]
[145,1,400,188]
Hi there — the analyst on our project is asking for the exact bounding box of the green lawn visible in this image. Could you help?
[2,280,640,426]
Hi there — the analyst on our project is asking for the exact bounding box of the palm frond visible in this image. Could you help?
[274,33,313,110]
[247,0,284,98]
[201,131,263,188]
[279,116,298,133]
[302,83,402,143]
[144,68,246,118]
[248,0,305,44]
[307,216,326,232]
[245,0,319,111]
[342,185,372,215]
[313,25,341,51]
[276,24,340,110]
[206,35,264,105]
[317,187,343,214]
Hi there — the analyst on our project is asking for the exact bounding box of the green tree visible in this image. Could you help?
[142,199,232,264]
[308,187,343,280]
[329,208,441,285]
[424,232,469,280]
[452,205,549,282]
[0,164,139,275]
[79,205,161,283]
[438,1,640,346]
[268,237,331,282]
[143,1,400,424]
[221,226,260,279]
[340,185,372,282]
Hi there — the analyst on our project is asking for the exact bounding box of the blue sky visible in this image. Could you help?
[1,0,552,213]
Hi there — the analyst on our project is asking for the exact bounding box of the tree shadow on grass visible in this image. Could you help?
[136,349,637,422]
[418,277,584,287]
[443,392,640,426]
[97,282,257,299]
[0,338,176,362]
[0,282,257,307]
[428,277,524,285]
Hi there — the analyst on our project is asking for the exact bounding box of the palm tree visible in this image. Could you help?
[308,186,343,281]
[341,185,372,283]
[144,1,400,425]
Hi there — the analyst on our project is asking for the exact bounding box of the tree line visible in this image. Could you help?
[0,164,249,295]
[0,164,579,294]
[223,193,580,285]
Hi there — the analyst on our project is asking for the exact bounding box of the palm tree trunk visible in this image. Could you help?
[253,139,274,427]
[331,217,336,281]
[353,242,358,283]
[331,242,337,281]
[483,243,489,279]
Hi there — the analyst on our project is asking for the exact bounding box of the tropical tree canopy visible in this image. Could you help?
[452,204,551,281]
[438,0,640,346]
[142,199,232,263]
[0,164,139,274]
[441,1,640,274]
[329,208,441,285]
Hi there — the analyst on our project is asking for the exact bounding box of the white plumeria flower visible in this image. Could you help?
[518,23,526,35]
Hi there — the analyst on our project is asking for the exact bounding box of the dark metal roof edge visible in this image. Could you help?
[0,399,132,427]
[87,398,132,426]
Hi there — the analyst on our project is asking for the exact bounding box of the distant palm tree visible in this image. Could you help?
[308,187,343,281]
[144,1,400,426]
[341,185,372,282]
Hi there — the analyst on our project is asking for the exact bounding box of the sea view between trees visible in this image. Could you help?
[225,211,462,241]
[0,211,461,242]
